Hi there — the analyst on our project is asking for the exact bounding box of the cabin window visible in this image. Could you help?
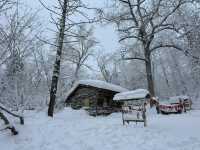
[97,98,109,107]
[83,99,90,107]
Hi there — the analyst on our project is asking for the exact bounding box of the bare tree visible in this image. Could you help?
[97,53,112,82]
[107,0,197,96]
[176,7,200,98]
[97,52,119,83]
[0,0,14,66]
[0,1,48,134]
[0,2,43,110]
[0,0,13,14]
[64,25,97,84]
[39,0,100,116]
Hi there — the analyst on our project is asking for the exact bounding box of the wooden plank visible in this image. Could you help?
[124,119,144,122]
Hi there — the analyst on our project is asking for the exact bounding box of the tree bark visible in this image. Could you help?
[144,48,155,97]
[48,0,68,117]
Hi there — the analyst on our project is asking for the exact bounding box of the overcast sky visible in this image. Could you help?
[22,0,119,53]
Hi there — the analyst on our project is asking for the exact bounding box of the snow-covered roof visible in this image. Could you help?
[169,95,189,101]
[113,89,150,101]
[165,95,189,103]
[159,95,190,105]
[65,80,128,100]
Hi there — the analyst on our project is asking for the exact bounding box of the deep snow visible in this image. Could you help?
[0,108,200,150]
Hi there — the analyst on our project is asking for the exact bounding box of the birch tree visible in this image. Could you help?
[39,0,100,116]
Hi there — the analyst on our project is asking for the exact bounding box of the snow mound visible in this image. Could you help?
[113,89,149,101]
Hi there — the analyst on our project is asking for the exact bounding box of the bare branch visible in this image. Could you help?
[119,35,144,42]
[36,35,59,47]
[122,56,148,62]
[38,0,62,16]
[150,44,200,60]
[153,0,189,31]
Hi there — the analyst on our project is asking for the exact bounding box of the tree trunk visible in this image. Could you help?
[48,0,68,117]
[70,63,81,88]
[144,49,155,97]
[170,51,188,95]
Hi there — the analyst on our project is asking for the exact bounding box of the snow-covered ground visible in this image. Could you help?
[1,108,200,150]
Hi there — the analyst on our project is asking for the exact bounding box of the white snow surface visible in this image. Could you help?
[1,107,200,150]
[66,80,128,99]
[113,89,149,101]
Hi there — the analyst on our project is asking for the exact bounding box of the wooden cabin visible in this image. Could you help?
[65,80,128,116]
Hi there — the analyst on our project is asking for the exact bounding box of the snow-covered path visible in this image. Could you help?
[1,108,200,150]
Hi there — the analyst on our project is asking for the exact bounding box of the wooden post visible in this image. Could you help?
[143,103,147,127]
[94,94,97,116]
[189,99,192,110]
[122,108,125,125]
[144,112,147,127]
